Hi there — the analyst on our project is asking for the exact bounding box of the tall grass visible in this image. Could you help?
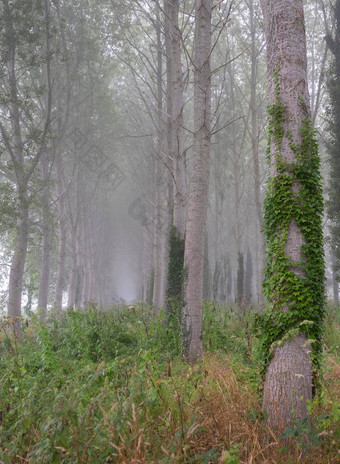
[0,303,339,463]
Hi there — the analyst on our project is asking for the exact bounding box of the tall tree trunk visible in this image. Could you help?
[236,251,244,304]
[203,234,211,300]
[81,214,92,306]
[182,0,211,363]
[332,254,339,306]
[165,0,186,318]
[37,149,51,322]
[8,193,29,331]
[55,155,66,315]
[162,1,174,311]
[152,1,164,310]
[245,247,253,303]
[67,226,77,309]
[159,224,170,307]
[230,73,244,305]
[261,0,325,431]
[248,0,265,303]
[5,0,27,327]
[75,213,84,308]
[38,0,52,319]
[327,0,340,307]
[87,219,96,302]
[213,142,221,303]
[169,0,186,237]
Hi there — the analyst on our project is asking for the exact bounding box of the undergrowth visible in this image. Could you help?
[0,303,339,463]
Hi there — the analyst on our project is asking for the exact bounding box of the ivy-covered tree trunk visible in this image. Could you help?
[182,0,211,363]
[260,0,325,431]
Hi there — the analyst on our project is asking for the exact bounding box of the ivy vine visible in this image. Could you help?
[256,74,325,390]
[166,225,185,326]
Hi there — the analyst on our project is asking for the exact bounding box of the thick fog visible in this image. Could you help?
[0,0,336,317]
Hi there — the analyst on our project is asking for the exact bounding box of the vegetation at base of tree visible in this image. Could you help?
[0,303,339,463]
[256,80,325,384]
[166,225,185,325]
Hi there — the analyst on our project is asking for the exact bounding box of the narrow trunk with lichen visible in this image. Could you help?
[259,0,325,432]
[182,0,211,364]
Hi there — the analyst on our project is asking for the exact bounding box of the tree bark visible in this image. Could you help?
[248,0,265,303]
[38,0,53,319]
[332,254,339,306]
[327,0,340,306]
[74,213,84,309]
[182,0,211,363]
[37,148,51,322]
[261,0,323,431]
[67,226,78,309]
[8,194,29,330]
[81,214,92,306]
[55,155,67,315]
[164,0,186,318]
[152,1,164,310]
[167,0,186,237]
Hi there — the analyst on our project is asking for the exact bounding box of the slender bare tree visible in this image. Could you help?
[182,0,211,363]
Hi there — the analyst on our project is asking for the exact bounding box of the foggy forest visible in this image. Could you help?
[0,0,339,463]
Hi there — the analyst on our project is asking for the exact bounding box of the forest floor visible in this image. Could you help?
[0,303,339,464]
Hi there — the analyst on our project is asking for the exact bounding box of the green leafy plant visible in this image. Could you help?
[256,73,325,386]
[223,444,241,464]
[166,225,185,326]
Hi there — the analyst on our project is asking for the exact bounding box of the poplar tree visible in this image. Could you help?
[182,0,211,363]
[259,0,325,431]
[0,0,52,329]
